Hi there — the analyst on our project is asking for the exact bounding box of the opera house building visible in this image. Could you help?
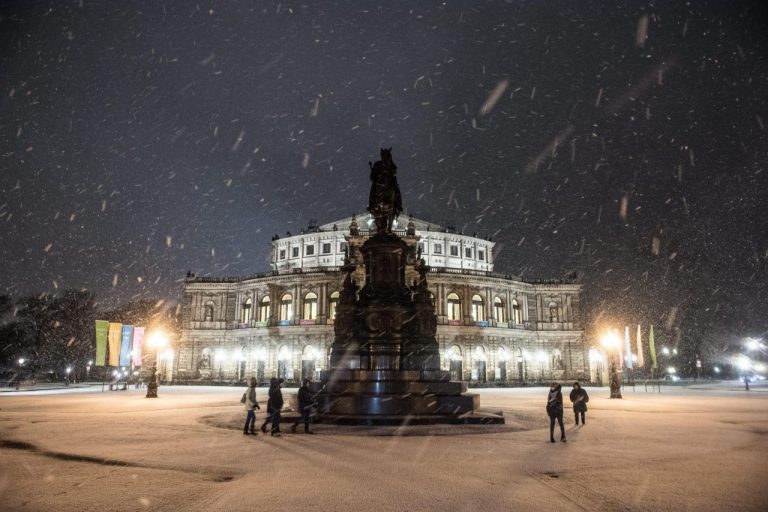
[174,214,586,385]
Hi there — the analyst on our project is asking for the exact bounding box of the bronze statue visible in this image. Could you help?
[367,148,403,233]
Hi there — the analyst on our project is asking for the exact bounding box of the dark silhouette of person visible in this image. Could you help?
[546,382,566,443]
[569,381,589,425]
[261,378,284,436]
[291,379,316,434]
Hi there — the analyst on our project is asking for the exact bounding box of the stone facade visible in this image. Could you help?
[173,215,587,385]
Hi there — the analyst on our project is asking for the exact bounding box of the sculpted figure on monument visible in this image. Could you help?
[367,148,403,233]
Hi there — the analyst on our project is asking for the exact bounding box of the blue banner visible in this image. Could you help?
[120,325,134,368]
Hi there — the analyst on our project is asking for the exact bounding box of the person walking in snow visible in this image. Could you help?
[261,377,284,436]
[546,382,566,443]
[243,377,261,435]
[292,379,316,434]
[569,381,589,426]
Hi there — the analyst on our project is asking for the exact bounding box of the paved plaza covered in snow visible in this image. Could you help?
[1,383,766,511]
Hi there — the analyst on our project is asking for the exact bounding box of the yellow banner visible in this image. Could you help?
[108,322,123,367]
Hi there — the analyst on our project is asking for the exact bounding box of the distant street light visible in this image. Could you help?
[86,360,93,381]
[65,366,72,386]
[601,331,622,398]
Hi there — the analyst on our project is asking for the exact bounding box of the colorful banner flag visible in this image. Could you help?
[108,322,122,366]
[132,327,145,367]
[636,324,645,367]
[649,324,658,369]
[625,326,633,369]
[94,320,110,367]
[120,325,134,367]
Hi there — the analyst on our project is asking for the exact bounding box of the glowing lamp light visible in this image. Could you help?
[18,358,26,365]
[667,367,676,374]
[600,331,620,349]
[147,331,168,349]
[662,347,670,356]
[736,355,751,371]
[713,366,721,373]
[65,367,72,374]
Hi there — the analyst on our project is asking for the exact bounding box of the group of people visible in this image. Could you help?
[245,378,590,442]
[242,377,316,437]
[546,381,589,443]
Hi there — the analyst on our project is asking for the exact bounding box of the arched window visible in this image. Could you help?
[494,297,505,323]
[548,302,558,322]
[279,293,293,322]
[240,297,252,323]
[203,301,215,322]
[302,345,318,360]
[512,299,522,325]
[328,291,340,321]
[447,293,462,321]
[474,346,487,361]
[498,346,508,361]
[449,345,463,360]
[258,296,271,322]
[471,294,485,322]
[303,292,318,320]
[277,345,291,380]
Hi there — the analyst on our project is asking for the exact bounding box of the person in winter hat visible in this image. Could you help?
[546,382,566,443]
[569,381,589,425]
[243,377,261,435]
[292,379,316,434]
[261,377,284,436]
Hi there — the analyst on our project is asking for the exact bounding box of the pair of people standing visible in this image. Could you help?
[546,382,590,443]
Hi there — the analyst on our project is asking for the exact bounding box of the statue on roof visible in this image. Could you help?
[367,147,403,233]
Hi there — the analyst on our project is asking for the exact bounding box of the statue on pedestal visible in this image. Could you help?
[367,148,403,233]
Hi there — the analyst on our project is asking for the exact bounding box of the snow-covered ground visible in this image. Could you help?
[1,382,766,511]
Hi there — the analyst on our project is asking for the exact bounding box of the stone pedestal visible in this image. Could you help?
[317,231,501,424]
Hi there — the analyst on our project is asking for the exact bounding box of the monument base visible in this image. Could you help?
[313,369,504,425]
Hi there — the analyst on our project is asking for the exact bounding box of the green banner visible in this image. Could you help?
[94,320,110,366]
[649,324,658,369]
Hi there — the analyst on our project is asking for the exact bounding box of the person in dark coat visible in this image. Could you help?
[546,382,566,443]
[569,381,589,425]
[292,379,316,434]
[261,378,284,436]
[243,377,261,435]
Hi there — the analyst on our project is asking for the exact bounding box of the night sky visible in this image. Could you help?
[2,1,767,359]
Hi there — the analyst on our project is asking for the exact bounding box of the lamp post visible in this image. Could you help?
[589,349,603,386]
[601,331,622,399]
[537,351,547,383]
[65,366,72,386]
[736,354,751,391]
[16,358,26,390]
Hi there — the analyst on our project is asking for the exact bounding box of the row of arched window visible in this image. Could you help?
[202,293,556,325]
[447,294,526,324]
[225,292,342,324]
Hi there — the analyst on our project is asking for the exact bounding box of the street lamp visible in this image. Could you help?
[16,358,26,390]
[65,366,72,386]
[589,349,604,386]
[87,360,93,382]
[736,354,751,391]
[537,351,547,382]
[601,331,622,399]
[216,349,226,380]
